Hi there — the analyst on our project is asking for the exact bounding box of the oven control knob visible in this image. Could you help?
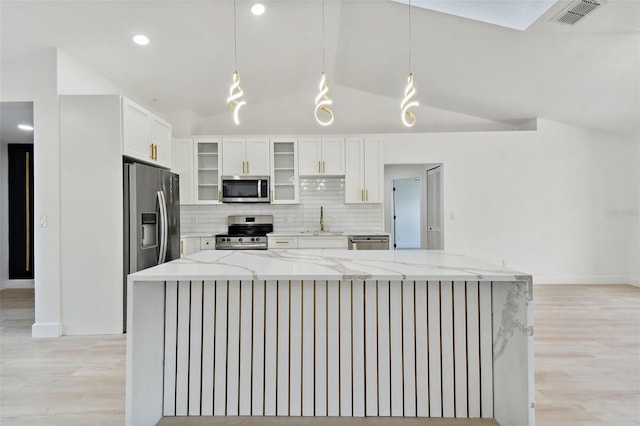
[238,238,243,242]
[255,237,260,242]
[251,237,255,242]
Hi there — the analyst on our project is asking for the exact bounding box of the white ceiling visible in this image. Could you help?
[1,0,639,136]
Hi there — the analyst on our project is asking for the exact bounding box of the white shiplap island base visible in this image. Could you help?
[126,250,533,426]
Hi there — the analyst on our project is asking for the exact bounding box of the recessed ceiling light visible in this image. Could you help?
[18,124,34,131]
[132,34,150,46]
[251,3,266,16]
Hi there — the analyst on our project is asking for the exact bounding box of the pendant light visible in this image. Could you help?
[227,1,246,125]
[314,0,334,126]
[401,0,419,127]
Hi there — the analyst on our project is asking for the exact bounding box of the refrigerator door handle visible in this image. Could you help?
[157,190,168,264]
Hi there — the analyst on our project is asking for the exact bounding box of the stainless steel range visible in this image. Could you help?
[215,215,273,250]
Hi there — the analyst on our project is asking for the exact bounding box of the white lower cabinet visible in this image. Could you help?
[268,235,348,249]
[180,237,202,257]
[298,236,347,249]
[267,236,298,249]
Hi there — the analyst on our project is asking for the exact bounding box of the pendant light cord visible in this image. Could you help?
[408,0,412,71]
[322,0,326,71]
[233,0,238,70]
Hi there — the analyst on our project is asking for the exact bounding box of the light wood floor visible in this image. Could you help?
[1,285,639,426]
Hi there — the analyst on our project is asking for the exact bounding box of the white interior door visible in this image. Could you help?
[393,177,421,249]
[427,166,443,250]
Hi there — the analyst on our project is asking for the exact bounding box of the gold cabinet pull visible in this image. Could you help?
[318,160,321,173]
[150,144,155,159]
[218,190,221,202]
[247,161,249,174]
[323,161,326,173]
[271,190,274,202]
[242,161,246,174]
[366,189,369,202]
[154,144,158,160]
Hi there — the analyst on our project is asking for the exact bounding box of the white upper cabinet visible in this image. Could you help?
[345,137,383,204]
[151,117,172,168]
[270,138,299,204]
[122,97,172,168]
[298,137,345,176]
[172,138,194,204]
[222,137,270,176]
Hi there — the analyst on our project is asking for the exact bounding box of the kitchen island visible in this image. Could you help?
[126,250,533,426]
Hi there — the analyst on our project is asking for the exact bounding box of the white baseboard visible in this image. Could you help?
[533,275,632,285]
[32,322,62,338]
[4,279,35,289]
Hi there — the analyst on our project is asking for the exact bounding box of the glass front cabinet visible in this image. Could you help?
[270,138,299,204]
[194,137,222,204]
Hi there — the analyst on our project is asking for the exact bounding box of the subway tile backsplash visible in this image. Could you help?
[181,177,383,235]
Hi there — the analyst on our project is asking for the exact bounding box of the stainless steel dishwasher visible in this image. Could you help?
[348,235,390,250]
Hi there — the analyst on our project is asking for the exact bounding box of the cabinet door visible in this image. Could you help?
[245,138,270,175]
[122,97,153,162]
[363,139,383,203]
[321,138,345,176]
[194,138,222,204]
[344,138,364,203]
[298,138,322,176]
[271,139,299,204]
[222,138,246,175]
[297,236,348,249]
[173,138,194,204]
[152,117,172,168]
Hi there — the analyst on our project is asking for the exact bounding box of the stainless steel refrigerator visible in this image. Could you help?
[123,161,180,331]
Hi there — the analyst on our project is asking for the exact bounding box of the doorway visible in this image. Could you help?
[1,102,35,287]
[7,144,34,278]
[384,163,444,250]
[393,177,421,249]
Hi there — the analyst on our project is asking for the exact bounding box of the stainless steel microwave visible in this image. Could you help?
[221,175,270,203]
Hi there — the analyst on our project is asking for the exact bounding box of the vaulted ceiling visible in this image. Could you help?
[1,0,639,136]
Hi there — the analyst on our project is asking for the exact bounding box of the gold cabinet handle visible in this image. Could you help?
[180,239,184,257]
[323,161,326,173]
[247,161,249,174]
[318,160,321,173]
[150,144,155,160]
[154,144,158,160]
[366,189,369,202]
[218,190,221,202]
[242,161,245,174]
[271,190,274,202]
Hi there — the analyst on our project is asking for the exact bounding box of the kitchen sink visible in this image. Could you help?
[299,231,344,236]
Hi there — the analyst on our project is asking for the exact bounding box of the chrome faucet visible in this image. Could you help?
[320,206,325,232]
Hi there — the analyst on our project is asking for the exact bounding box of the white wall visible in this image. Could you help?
[0,48,62,336]
[380,119,640,285]
[0,48,135,336]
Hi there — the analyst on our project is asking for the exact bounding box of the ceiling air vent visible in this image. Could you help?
[553,0,603,25]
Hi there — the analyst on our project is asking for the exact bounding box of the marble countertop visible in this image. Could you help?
[129,249,530,283]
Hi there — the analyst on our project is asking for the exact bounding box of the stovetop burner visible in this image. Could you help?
[215,215,273,250]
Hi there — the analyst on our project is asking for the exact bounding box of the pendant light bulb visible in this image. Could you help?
[227,70,246,125]
[314,72,334,126]
[401,73,419,127]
